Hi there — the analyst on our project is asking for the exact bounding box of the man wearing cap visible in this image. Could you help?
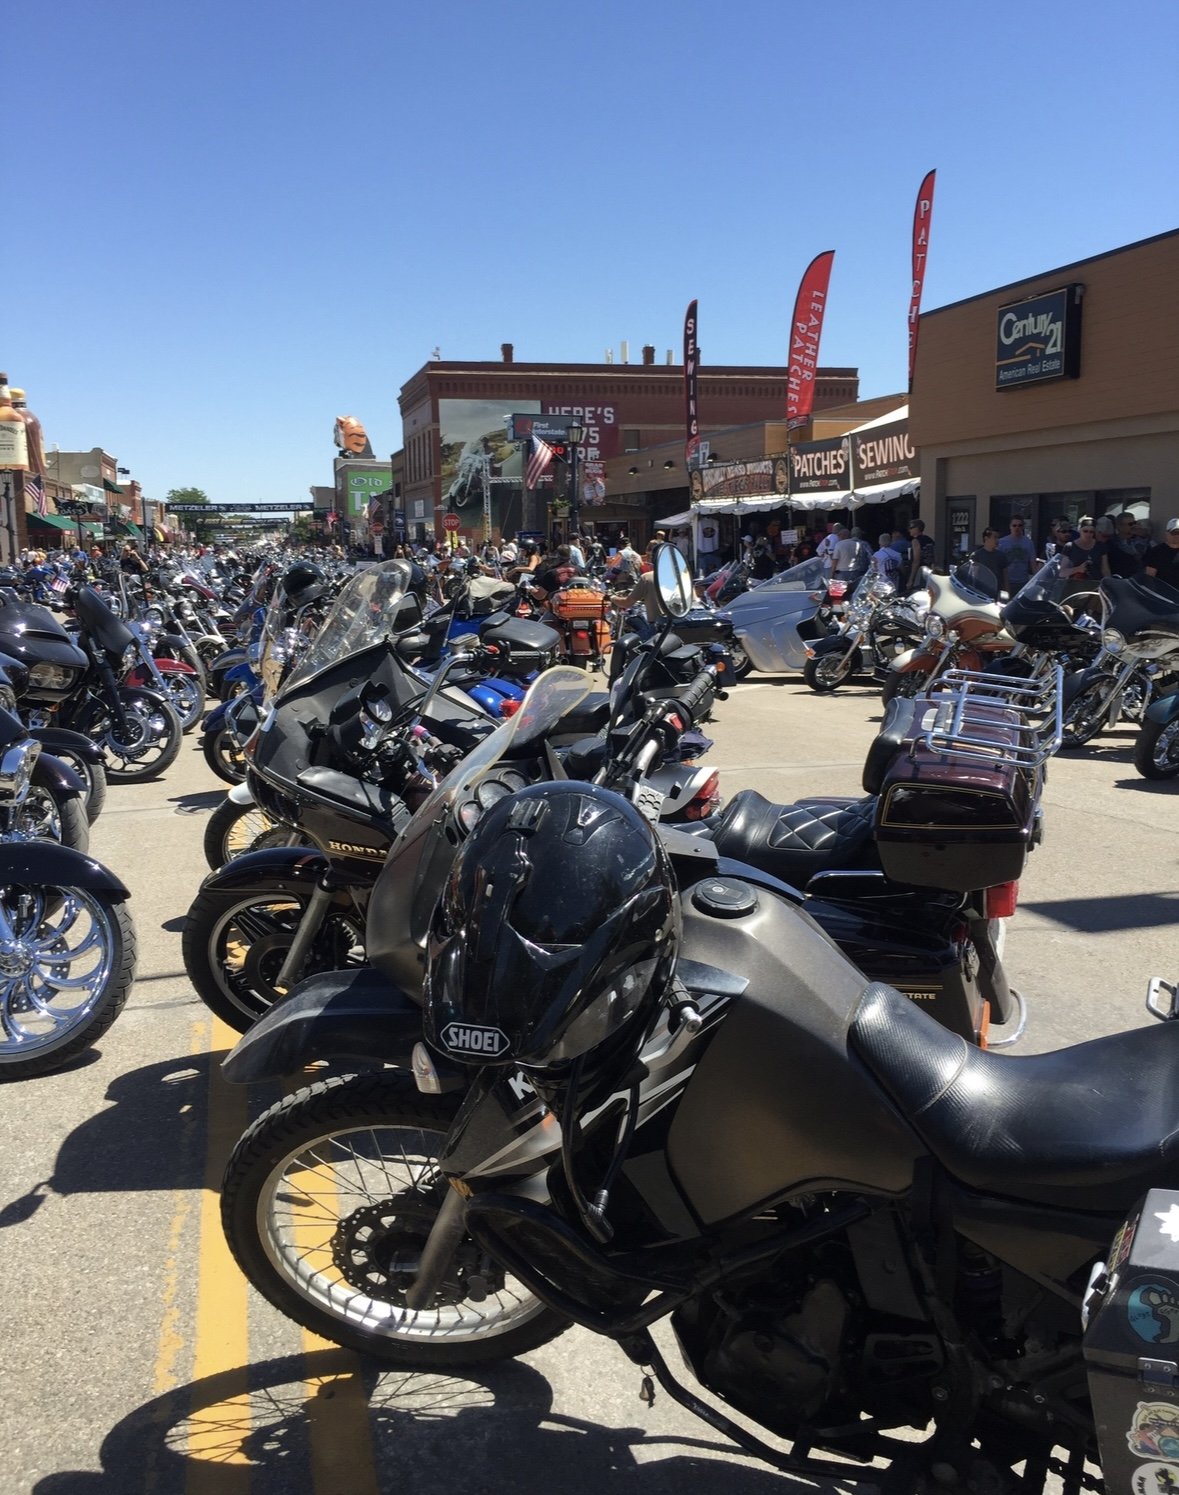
[1144,519,1179,590]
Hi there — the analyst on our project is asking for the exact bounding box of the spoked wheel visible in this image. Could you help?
[1060,676,1116,749]
[155,670,205,732]
[0,786,89,854]
[202,797,302,870]
[0,885,136,1079]
[182,885,365,1032]
[881,667,929,707]
[202,725,247,785]
[803,646,857,693]
[221,1072,569,1364]
[1135,716,1179,779]
[99,691,183,782]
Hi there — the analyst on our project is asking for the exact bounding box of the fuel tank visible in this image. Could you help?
[666,879,925,1227]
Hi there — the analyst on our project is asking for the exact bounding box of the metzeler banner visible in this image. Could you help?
[684,299,700,467]
[787,435,853,496]
[908,169,936,390]
[852,415,916,487]
[786,251,835,430]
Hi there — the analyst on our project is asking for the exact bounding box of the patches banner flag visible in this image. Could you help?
[786,251,835,431]
[908,169,936,389]
[683,299,700,467]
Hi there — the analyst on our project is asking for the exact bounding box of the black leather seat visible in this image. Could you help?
[480,617,561,654]
[706,789,877,887]
[850,982,1179,1213]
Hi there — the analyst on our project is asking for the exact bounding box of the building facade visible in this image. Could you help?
[397,344,859,544]
[911,229,1179,564]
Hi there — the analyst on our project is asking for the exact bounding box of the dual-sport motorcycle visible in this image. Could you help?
[217,557,1179,1495]
[802,569,929,693]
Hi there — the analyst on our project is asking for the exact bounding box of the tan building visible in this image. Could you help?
[912,228,1179,563]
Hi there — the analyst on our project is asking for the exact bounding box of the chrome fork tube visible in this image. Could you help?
[274,881,335,991]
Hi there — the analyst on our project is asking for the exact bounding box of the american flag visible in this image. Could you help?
[367,493,382,522]
[26,473,47,516]
[525,434,555,490]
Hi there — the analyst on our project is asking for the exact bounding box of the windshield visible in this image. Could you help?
[283,560,411,692]
[757,556,828,592]
[1010,555,1072,608]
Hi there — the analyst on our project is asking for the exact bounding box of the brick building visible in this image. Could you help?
[397,344,858,544]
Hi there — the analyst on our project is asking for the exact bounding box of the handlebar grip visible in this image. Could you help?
[673,668,716,724]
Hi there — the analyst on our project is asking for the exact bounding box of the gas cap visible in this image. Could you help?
[692,877,758,918]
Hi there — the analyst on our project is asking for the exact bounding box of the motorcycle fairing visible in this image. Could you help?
[220,968,424,1081]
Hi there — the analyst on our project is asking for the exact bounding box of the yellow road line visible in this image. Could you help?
[303,1331,380,1495]
[186,1014,252,1494]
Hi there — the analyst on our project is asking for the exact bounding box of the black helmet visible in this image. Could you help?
[424,782,679,1071]
[281,560,327,609]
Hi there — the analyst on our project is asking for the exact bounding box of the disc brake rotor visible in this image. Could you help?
[330,1195,503,1307]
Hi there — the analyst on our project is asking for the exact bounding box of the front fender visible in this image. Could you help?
[210,649,246,675]
[29,727,103,764]
[886,646,939,676]
[1146,691,1179,727]
[0,841,129,898]
[811,633,860,660]
[221,969,424,1081]
[199,845,328,896]
[32,753,86,798]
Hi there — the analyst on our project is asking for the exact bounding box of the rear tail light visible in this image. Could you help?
[985,881,1020,919]
[499,698,522,717]
[682,772,721,821]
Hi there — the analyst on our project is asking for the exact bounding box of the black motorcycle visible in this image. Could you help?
[803,569,929,692]
[0,586,182,782]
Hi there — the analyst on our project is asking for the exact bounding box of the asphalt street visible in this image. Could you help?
[1,670,1176,1495]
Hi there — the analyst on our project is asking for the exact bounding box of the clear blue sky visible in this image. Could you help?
[8,0,1178,509]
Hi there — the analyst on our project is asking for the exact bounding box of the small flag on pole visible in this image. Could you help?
[26,474,47,516]
[525,434,555,490]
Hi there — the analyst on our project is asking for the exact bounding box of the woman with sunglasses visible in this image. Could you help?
[1060,515,1111,584]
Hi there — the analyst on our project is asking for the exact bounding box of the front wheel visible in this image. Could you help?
[728,642,753,680]
[803,644,858,693]
[99,690,183,782]
[1060,675,1117,749]
[221,1072,570,1364]
[1135,715,1179,779]
[182,882,365,1032]
[0,783,89,854]
[47,751,107,824]
[0,887,136,1079]
[154,667,205,733]
[881,666,929,708]
[202,796,300,870]
[202,724,247,785]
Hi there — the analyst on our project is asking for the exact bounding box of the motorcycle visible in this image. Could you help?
[880,563,1017,706]
[802,570,929,692]
[1135,689,1179,779]
[1060,573,1179,750]
[713,556,833,675]
[0,586,183,783]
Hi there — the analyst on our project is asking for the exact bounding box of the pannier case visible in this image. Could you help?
[1083,1188,1179,1492]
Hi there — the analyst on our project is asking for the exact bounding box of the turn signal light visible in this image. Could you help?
[683,772,721,821]
[985,881,1019,919]
[499,698,522,717]
[242,728,260,760]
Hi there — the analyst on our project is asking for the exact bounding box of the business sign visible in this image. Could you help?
[223,502,314,514]
[995,284,1083,390]
[508,413,571,442]
[509,406,621,461]
[166,503,224,515]
[787,435,852,496]
[690,460,778,502]
[344,470,391,518]
[852,415,916,488]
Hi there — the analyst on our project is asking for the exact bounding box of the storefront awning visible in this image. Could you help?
[122,521,144,540]
[152,526,167,543]
[691,495,791,516]
[102,478,124,494]
[849,478,920,508]
[655,509,693,528]
[79,521,104,537]
[28,512,76,532]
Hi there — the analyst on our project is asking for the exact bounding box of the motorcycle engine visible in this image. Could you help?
[673,1276,851,1436]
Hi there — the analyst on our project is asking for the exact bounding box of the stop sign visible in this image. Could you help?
[442,513,461,532]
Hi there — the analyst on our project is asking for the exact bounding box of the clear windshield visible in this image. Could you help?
[1010,555,1072,608]
[283,561,412,692]
[851,569,893,603]
[757,556,828,592]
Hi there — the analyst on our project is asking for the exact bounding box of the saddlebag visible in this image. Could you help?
[1083,1188,1179,1488]
[872,692,1040,893]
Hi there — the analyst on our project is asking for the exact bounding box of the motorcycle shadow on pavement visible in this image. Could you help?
[1021,889,1179,934]
[31,1349,847,1495]
[0,1050,261,1227]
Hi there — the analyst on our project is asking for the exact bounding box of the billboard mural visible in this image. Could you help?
[439,398,541,537]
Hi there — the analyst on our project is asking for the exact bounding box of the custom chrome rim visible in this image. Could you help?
[1153,719,1179,771]
[0,787,65,843]
[258,1120,547,1342]
[0,886,116,1058]
[105,699,171,769]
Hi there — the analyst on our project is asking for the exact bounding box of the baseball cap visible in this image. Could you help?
[1167,518,1179,533]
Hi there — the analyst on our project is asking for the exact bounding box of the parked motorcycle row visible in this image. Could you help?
[21,534,1179,1492]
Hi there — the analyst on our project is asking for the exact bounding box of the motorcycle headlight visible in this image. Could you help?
[1102,628,1125,653]
[28,662,77,691]
[924,614,946,641]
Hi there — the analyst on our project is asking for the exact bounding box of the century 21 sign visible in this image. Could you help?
[995,283,1084,390]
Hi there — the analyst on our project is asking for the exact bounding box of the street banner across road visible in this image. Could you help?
[786,251,835,431]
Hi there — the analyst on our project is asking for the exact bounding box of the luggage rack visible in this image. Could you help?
[916,664,1063,770]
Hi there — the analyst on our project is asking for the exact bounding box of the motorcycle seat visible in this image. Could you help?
[706,789,877,887]
[850,981,1179,1213]
[480,617,561,654]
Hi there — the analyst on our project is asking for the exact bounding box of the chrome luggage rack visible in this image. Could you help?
[914,664,1063,771]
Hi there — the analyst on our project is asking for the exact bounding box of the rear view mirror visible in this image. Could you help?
[654,544,693,618]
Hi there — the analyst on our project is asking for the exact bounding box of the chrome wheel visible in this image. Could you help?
[5,787,64,843]
[159,672,204,732]
[0,887,116,1062]
[101,693,183,782]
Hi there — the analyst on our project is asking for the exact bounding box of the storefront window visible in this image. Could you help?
[989,495,1038,540]
[1097,487,1150,520]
